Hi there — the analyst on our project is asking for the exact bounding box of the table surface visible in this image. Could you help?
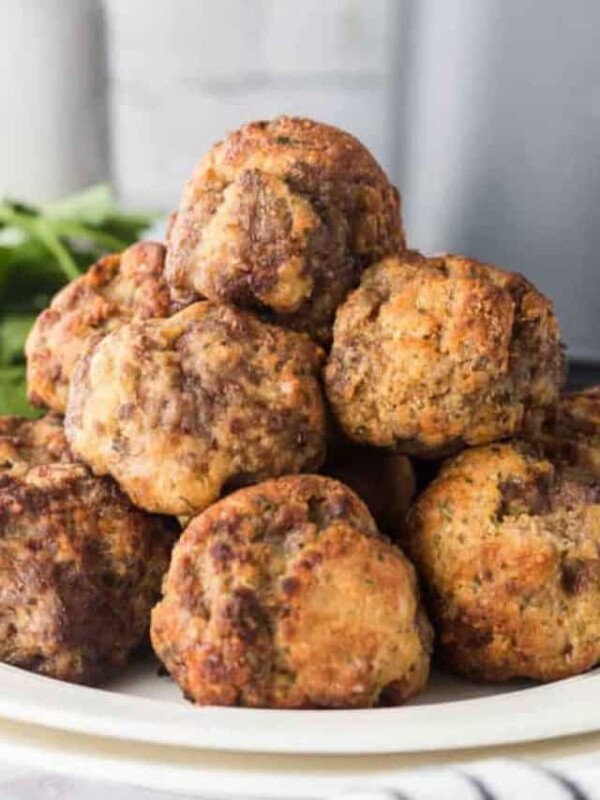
[567,360,600,390]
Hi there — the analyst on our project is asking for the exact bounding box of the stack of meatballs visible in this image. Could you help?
[2,116,597,709]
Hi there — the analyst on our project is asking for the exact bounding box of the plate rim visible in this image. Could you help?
[0,663,598,755]
[1,713,600,800]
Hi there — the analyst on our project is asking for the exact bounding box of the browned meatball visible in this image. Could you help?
[408,442,600,683]
[325,252,565,457]
[151,475,432,708]
[0,414,72,476]
[166,117,405,342]
[0,460,177,685]
[525,386,600,477]
[66,302,327,516]
[26,241,173,413]
[323,443,416,538]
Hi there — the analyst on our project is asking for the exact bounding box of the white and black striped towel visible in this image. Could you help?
[331,756,600,800]
[1,755,599,798]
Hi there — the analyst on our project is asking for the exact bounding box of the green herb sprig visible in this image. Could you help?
[0,185,153,416]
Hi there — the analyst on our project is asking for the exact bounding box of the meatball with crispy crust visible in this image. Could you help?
[166,116,405,342]
[151,475,432,708]
[0,414,72,476]
[0,460,177,685]
[408,442,600,683]
[325,252,565,457]
[26,241,173,413]
[66,302,327,516]
[323,443,416,539]
[525,386,600,477]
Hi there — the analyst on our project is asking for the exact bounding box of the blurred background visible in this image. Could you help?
[0,0,598,360]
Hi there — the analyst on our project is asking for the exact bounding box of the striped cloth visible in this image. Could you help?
[331,757,600,800]
[0,754,598,798]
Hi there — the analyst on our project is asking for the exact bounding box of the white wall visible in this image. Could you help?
[0,0,597,358]
[104,0,396,210]
[0,0,108,202]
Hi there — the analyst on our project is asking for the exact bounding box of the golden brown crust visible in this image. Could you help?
[26,241,173,413]
[325,252,565,456]
[408,442,600,682]
[151,475,432,708]
[525,386,600,477]
[166,117,405,342]
[323,443,416,539]
[0,414,72,476]
[65,302,327,516]
[0,460,177,685]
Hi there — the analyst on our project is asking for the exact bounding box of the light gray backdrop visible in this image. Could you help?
[1,0,598,359]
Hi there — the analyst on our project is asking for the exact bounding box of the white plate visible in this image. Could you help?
[1,713,600,799]
[0,656,598,755]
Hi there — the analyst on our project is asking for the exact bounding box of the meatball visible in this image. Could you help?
[166,116,405,342]
[66,302,327,516]
[323,443,416,538]
[525,386,600,477]
[325,252,565,457]
[408,442,600,682]
[0,460,177,685]
[0,414,72,476]
[151,475,432,708]
[26,241,173,413]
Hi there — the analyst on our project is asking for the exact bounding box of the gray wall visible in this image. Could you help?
[398,0,600,361]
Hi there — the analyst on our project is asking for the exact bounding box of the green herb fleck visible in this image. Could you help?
[438,499,453,521]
